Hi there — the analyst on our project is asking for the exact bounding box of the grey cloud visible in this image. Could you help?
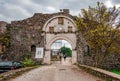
[0,0,119,23]
[32,0,105,14]
[112,0,120,4]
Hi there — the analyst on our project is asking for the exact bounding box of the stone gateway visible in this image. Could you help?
[0,9,120,70]
[43,14,77,64]
[2,9,86,64]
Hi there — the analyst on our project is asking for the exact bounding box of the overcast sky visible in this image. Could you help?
[0,0,120,23]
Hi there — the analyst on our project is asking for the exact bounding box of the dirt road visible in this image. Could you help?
[11,64,103,81]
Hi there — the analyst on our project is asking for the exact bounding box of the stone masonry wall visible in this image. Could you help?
[9,11,76,62]
[76,32,88,64]
[0,21,10,60]
[9,25,44,61]
[77,32,120,70]
[0,21,8,34]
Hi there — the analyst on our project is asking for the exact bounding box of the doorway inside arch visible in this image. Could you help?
[51,40,72,65]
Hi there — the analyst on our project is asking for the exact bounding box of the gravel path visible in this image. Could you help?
[10,64,103,81]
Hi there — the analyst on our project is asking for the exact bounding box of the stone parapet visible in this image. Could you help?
[78,64,120,81]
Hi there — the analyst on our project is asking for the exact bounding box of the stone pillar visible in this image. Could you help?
[72,50,77,64]
[43,50,51,64]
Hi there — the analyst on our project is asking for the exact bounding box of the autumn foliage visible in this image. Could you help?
[76,2,120,67]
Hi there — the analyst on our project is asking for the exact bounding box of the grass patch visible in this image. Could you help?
[110,70,120,75]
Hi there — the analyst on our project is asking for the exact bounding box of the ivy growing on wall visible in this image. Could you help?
[0,31,10,47]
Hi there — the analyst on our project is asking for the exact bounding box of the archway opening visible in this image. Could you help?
[51,39,72,64]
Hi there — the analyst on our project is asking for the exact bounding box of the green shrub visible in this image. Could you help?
[106,79,112,81]
[23,58,36,67]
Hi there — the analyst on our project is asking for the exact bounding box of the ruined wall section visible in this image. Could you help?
[9,14,46,61]
[0,21,10,60]
[0,21,8,34]
[9,12,75,61]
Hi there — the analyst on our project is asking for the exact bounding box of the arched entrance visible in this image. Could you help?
[51,39,72,64]
[43,15,77,64]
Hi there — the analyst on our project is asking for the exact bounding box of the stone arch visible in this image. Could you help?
[43,15,76,31]
[47,36,75,50]
[43,14,77,64]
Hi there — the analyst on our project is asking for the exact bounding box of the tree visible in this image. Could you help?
[75,2,120,67]
[0,31,10,54]
[60,46,72,57]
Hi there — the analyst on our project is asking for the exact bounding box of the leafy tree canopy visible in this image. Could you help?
[60,46,72,57]
[75,2,120,67]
